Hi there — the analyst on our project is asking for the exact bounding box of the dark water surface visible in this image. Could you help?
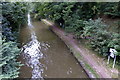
[18,20,88,78]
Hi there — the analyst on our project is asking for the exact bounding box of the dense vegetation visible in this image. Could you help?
[1,2,28,79]
[34,2,120,62]
[1,2,120,79]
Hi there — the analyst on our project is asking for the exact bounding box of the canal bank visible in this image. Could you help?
[42,19,118,78]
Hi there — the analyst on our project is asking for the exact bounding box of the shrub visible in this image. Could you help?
[0,38,22,79]
[82,18,120,57]
[1,2,28,79]
[100,2,120,18]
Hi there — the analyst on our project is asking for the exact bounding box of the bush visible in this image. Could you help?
[0,38,23,79]
[82,18,120,57]
[2,17,15,41]
[100,2,120,18]
[1,2,28,79]
[2,2,28,33]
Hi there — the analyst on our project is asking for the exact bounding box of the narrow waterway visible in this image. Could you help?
[18,14,88,78]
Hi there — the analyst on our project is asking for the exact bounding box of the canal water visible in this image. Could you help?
[18,14,88,78]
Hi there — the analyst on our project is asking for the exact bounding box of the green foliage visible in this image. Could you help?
[34,3,52,19]
[2,2,28,41]
[34,2,100,28]
[82,19,120,56]
[35,2,120,62]
[0,39,22,79]
[1,2,28,79]
[2,2,28,31]
[2,16,15,41]
[82,18,107,38]
[35,2,120,25]
[100,2,120,17]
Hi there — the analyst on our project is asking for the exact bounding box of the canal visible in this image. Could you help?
[18,14,88,78]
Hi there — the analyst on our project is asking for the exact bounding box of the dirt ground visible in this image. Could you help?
[42,19,119,78]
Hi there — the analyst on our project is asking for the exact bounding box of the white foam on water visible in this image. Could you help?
[22,13,48,79]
